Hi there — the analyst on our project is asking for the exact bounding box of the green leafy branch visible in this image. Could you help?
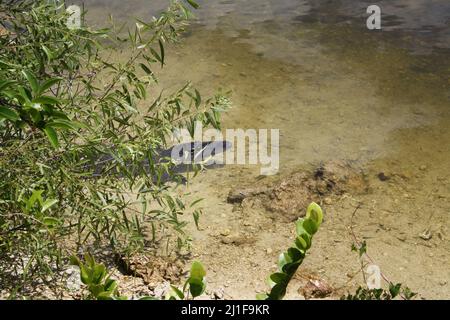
[257,202,323,300]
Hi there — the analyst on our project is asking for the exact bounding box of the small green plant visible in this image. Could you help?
[71,254,206,300]
[257,202,323,300]
[345,205,417,300]
[70,253,126,300]
[342,284,417,300]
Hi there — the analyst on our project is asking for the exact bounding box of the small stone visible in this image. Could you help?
[221,237,233,245]
[419,165,427,171]
[299,279,333,300]
[324,197,332,205]
[211,288,225,300]
[439,281,447,286]
[419,229,432,241]
[377,172,390,181]
[220,229,231,236]
[266,248,273,255]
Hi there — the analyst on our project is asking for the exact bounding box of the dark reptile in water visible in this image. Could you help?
[83,140,232,183]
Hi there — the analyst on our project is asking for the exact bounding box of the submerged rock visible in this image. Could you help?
[228,160,369,221]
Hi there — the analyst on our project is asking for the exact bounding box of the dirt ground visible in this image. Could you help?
[174,154,449,300]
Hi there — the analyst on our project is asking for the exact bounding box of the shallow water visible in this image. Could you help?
[77,0,449,177]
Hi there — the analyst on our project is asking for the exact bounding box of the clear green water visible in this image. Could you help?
[77,0,450,177]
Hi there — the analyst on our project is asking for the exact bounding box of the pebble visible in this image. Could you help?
[211,288,225,300]
[266,248,273,255]
[220,229,231,237]
[221,237,233,245]
[419,165,427,171]
[377,172,390,182]
[419,230,432,241]
[324,197,332,205]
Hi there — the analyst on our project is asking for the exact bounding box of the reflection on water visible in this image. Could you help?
[75,0,449,176]
[78,0,450,52]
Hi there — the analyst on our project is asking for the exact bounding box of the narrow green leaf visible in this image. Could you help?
[186,0,199,9]
[0,106,19,121]
[39,78,62,95]
[0,80,15,92]
[33,96,60,105]
[256,293,268,300]
[306,202,323,226]
[41,199,58,213]
[47,120,77,131]
[170,285,185,300]
[158,39,165,66]
[43,126,59,148]
[41,45,55,61]
[22,70,39,96]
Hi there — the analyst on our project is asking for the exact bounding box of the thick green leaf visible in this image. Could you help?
[92,264,107,284]
[104,278,118,292]
[287,247,303,262]
[189,261,206,280]
[79,265,90,285]
[306,202,323,226]
[188,278,206,298]
[270,273,288,284]
[96,292,114,300]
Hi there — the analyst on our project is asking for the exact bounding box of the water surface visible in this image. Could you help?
[75,0,450,177]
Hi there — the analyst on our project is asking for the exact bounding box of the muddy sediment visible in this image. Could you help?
[227,160,369,221]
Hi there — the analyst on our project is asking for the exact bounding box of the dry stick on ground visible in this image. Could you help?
[348,203,408,300]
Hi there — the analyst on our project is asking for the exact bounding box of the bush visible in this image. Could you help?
[0,0,229,294]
